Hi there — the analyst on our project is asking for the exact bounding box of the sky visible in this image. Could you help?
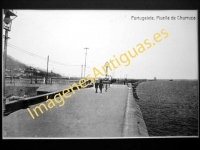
[2,10,198,79]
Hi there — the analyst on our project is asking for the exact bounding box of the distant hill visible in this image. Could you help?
[5,55,62,77]
[6,55,27,70]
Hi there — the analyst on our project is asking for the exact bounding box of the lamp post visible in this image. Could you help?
[51,68,54,85]
[81,65,83,78]
[46,55,49,84]
[10,69,12,84]
[105,62,109,80]
[3,9,17,114]
[84,47,89,78]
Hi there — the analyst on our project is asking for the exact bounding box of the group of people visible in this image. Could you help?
[94,79,109,93]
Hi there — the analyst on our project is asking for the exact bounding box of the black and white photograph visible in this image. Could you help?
[2,9,198,138]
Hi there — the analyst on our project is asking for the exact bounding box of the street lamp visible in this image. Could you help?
[84,47,89,77]
[3,9,17,114]
[105,62,109,80]
[3,10,17,31]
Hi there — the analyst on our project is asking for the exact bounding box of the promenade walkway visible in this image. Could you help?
[3,84,129,138]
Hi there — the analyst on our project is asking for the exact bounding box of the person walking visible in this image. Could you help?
[109,75,112,88]
[95,79,99,93]
[99,79,103,93]
[105,83,107,92]
[43,77,45,84]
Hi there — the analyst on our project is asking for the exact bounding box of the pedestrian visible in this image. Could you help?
[99,79,103,93]
[95,79,99,93]
[109,75,112,88]
[105,83,107,92]
[43,77,45,84]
